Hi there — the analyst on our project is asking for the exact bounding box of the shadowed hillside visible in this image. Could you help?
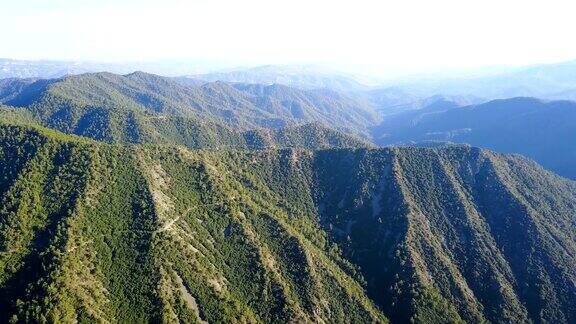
[373,97,576,179]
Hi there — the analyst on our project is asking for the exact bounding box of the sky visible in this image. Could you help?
[2,0,576,77]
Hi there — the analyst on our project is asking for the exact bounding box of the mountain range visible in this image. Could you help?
[0,71,376,145]
[8,57,576,99]
[0,59,378,93]
[372,97,576,179]
[0,65,575,323]
[187,65,378,92]
[0,58,222,80]
[0,122,574,323]
[382,60,576,100]
[2,70,576,181]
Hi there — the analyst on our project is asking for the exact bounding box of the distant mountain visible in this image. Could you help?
[1,122,574,323]
[230,82,377,134]
[370,97,463,142]
[0,77,40,102]
[0,58,239,79]
[0,59,378,93]
[373,97,576,178]
[0,71,377,144]
[387,60,576,100]
[0,58,134,79]
[10,58,576,103]
[172,76,206,87]
[365,87,482,115]
[188,65,377,92]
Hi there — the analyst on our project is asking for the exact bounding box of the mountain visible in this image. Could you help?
[365,87,482,116]
[230,82,377,134]
[0,58,148,79]
[0,109,369,152]
[385,60,576,100]
[372,97,576,179]
[0,60,377,92]
[0,71,377,142]
[1,122,575,323]
[188,65,376,92]
[370,97,463,143]
[9,58,576,103]
[0,58,224,79]
[0,78,41,102]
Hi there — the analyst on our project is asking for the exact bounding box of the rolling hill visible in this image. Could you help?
[0,122,574,323]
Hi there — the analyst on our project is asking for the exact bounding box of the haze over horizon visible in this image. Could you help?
[2,0,576,78]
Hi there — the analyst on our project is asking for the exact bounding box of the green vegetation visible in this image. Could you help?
[0,122,574,323]
[0,104,369,151]
[0,123,384,323]
[0,71,376,146]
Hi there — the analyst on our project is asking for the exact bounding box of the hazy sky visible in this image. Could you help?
[2,0,576,76]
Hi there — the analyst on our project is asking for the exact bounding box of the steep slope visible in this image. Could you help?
[1,123,574,323]
[0,78,40,103]
[373,97,576,179]
[0,105,37,124]
[0,123,384,323]
[312,146,576,323]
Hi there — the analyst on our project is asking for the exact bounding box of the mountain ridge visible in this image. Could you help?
[0,72,375,149]
[0,122,574,323]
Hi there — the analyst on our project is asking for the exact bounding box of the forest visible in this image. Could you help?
[0,121,574,323]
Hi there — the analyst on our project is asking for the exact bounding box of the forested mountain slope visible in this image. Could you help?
[0,123,385,323]
[0,107,368,151]
[373,97,576,179]
[1,123,574,323]
[231,82,376,134]
[0,71,377,139]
